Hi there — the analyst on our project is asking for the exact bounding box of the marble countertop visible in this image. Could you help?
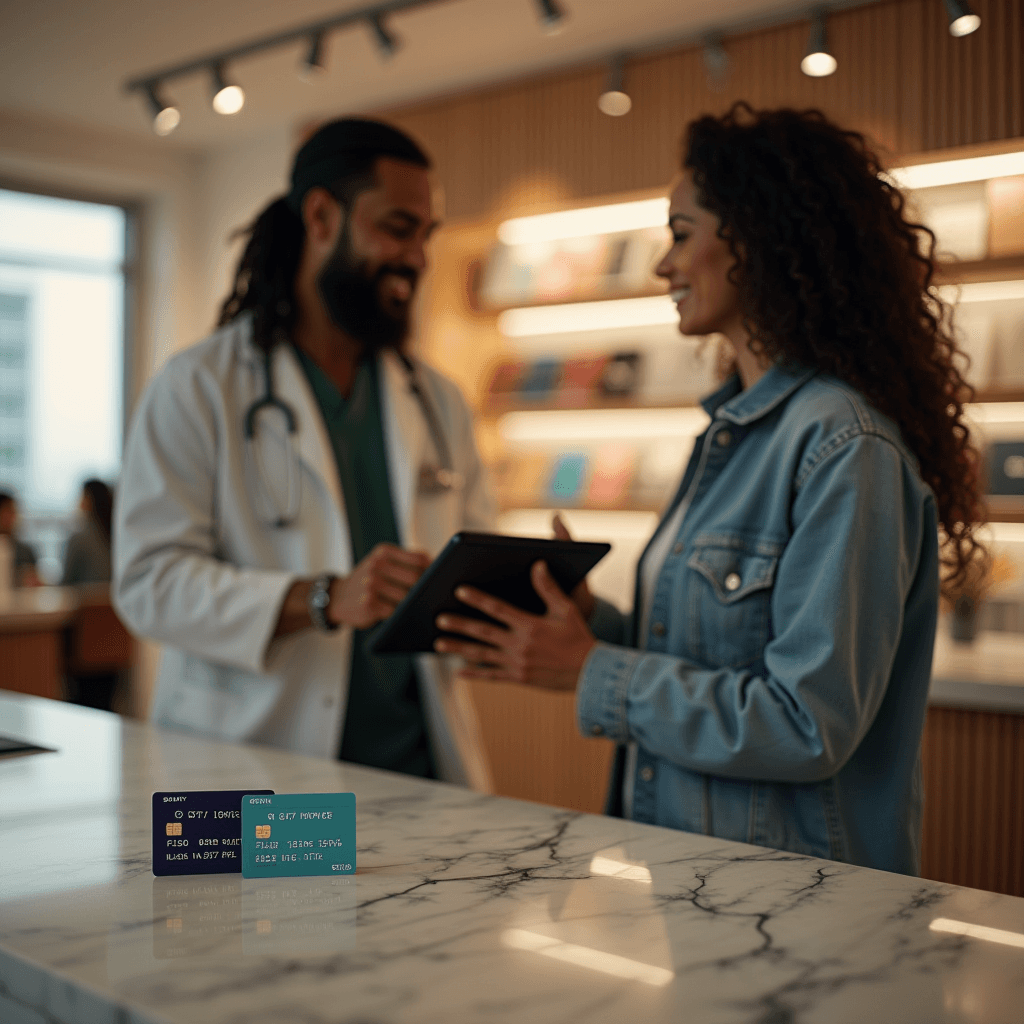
[2,693,1024,1024]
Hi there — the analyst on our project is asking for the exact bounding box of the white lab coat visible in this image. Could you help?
[113,314,496,791]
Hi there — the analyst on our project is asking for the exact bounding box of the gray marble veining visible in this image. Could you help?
[1,692,1023,1024]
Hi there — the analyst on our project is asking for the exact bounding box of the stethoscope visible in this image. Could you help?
[244,345,463,528]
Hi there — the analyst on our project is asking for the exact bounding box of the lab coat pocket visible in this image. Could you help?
[687,534,780,668]
[161,653,276,742]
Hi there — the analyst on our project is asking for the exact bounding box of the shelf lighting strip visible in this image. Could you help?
[499,406,710,443]
[498,198,669,245]
[890,151,1024,191]
[496,151,1024,248]
[938,280,1024,304]
[500,280,1024,339]
[499,295,677,336]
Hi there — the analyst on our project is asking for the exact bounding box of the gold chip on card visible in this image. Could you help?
[255,825,271,838]
[166,822,182,836]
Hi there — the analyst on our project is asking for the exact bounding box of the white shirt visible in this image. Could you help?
[623,495,690,818]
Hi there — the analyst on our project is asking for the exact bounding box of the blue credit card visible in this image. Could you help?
[241,793,356,878]
[152,790,274,876]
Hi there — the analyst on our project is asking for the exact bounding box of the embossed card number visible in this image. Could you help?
[242,793,356,879]
[152,790,274,876]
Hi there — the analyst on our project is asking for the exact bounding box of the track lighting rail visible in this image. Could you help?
[124,0,447,95]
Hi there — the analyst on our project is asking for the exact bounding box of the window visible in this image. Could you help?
[0,187,129,579]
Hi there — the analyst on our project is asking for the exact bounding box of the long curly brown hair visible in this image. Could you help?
[684,103,986,597]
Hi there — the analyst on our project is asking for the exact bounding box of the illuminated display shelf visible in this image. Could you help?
[473,153,1024,530]
[488,394,1024,525]
[478,255,1024,315]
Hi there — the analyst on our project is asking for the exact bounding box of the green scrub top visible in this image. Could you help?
[294,346,435,779]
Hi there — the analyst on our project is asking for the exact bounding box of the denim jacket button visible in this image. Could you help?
[640,766,655,782]
[672,542,684,556]
[716,429,733,447]
[725,572,742,592]
[651,621,666,637]
[590,724,604,737]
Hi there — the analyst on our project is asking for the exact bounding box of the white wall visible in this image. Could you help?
[194,125,294,336]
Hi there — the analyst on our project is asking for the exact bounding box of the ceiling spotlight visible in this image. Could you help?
[144,83,180,136]
[535,0,567,36]
[211,63,245,115]
[597,57,631,117]
[801,10,838,77]
[943,0,981,36]
[369,14,399,57]
[300,31,327,80]
[702,36,729,87]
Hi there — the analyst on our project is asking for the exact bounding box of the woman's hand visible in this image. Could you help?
[433,559,597,691]
[553,513,596,621]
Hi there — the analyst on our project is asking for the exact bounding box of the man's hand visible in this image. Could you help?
[433,559,597,691]
[329,544,431,629]
[272,544,430,640]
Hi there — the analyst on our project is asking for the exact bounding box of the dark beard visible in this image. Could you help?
[315,225,416,353]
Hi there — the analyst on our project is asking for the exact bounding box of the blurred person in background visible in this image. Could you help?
[61,478,113,586]
[0,491,41,588]
[114,118,494,788]
[62,478,119,710]
[435,104,985,875]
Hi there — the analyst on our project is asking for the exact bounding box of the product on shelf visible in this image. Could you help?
[478,225,669,309]
[491,451,551,508]
[486,359,528,396]
[587,444,637,508]
[518,359,562,402]
[986,441,1024,496]
[556,355,608,408]
[547,453,589,505]
[599,351,643,398]
[984,176,1024,258]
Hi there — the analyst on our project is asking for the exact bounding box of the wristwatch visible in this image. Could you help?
[307,574,339,632]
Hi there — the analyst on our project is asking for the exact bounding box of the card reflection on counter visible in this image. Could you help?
[150,877,355,959]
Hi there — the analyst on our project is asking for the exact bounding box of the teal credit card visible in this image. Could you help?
[241,793,356,878]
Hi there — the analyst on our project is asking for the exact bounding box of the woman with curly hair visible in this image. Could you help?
[436,104,986,875]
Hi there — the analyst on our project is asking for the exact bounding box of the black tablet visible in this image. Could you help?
[365,531,611,655]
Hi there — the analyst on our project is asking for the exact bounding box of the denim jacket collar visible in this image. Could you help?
[702,364,818,426]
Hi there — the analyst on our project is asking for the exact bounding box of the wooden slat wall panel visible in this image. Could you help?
[465,681,614,813]
[385,0,1023,221]
[921,707,1024,897]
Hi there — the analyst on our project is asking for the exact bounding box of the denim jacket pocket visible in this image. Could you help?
[687,534,781,668]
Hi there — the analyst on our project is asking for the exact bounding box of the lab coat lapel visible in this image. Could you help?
[271,344,346,520]
[379,350,425,548]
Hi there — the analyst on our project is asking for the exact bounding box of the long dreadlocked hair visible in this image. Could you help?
[684,103,986,598]
[217,197,306,355]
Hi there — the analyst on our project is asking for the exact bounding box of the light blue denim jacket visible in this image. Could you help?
[578,365,939,875]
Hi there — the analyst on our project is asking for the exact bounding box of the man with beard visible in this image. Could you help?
[113,119,494,788]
